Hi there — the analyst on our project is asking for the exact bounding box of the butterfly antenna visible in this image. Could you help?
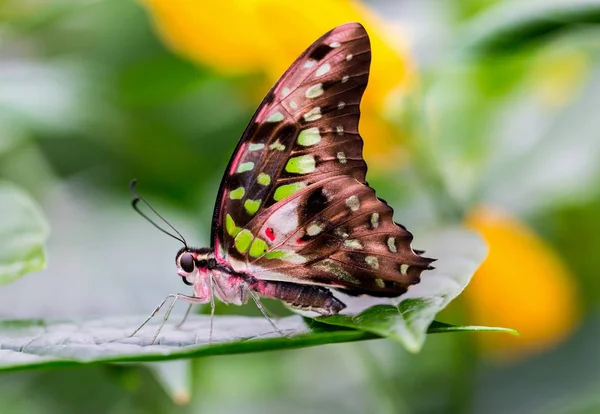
[129,179,188,247]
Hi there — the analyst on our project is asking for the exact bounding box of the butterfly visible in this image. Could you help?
[131,22,434,343]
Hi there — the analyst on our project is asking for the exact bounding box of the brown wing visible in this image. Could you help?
[235,176,434,297]
[212,23,370,258]
[212,23,433,297]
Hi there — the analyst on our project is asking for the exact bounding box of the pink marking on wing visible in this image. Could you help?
[214,240,228,264]
[228,142,247,175]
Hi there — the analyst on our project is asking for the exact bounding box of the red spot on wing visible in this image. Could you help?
[265,227,276,241]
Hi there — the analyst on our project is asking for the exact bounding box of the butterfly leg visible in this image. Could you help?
[175,304,193,329]
[175,274,218,343]
[130,293,208,345]
[245,287,288,338]
[248,280,346,316]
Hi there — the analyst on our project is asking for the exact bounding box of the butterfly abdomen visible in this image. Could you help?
[249,279,345,315]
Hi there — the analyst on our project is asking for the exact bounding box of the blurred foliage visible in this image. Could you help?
[1,0,600,413]
[0,180,48,285]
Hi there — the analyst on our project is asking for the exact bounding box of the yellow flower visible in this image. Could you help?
[140,0,416,164]
[464,206,580,359]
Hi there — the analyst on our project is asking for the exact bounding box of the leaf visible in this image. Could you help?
[148,360,193,405]
[0,313,514,374]
[427,320,518,336]
[314,304,517,354]
[459,0,600,57]
[317,227,490,352]
[0,180,49,285]
[117,54,209,107]
[0,315,375,373]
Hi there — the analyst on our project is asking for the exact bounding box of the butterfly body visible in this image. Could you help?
[176,247,345,314]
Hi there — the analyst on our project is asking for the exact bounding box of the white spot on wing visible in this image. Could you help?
[269,140,285,151]
[387,237,397,253]
[304,60,316,69]
[365,256,379,270]
[305,83,324,99]
[306,223,323,236]
[342,75,349,83]
[337,151,347,164]
[261,198,300,242]
[330,41,341,48]
[336,125,344,136]
[248,143,265,152]
[346,54,353,61]
[345,195,360,211]
[281,87,291,97]
[303,107,322,122]
[266,111,284,122]
[343,239,363,250]
[370,213,379,229]
[316,63,331,77]
[338,101,345,110]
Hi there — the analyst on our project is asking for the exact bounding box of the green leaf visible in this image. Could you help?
[459,0,600,56]
[0,314,514,373]
[0,315,375,373]
[0,180,49,285]
[316,227,490,352]
[427,320,518,336]
[148,360,193,405]
[117,54,209,107]
[315,305,517,354]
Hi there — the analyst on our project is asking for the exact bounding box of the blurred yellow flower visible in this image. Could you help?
[140,0,415,165]
[464,206,580,359]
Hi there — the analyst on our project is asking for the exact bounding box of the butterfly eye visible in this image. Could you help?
[179,253,195,273]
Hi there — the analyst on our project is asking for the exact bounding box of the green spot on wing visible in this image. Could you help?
[225,214,241,237]
[297,127,321,146]
[249,238,269,258]
[234,230,253,253]
[264,250,287,259]
[285,155,316,174]
[273,183,306,201]
[248,143,265,151]
[257,173,271,186]
[264,249,306,264]
[237,162,254,173]
[229,187,245,200]
[244,199,261,215]
[269,140,285,151]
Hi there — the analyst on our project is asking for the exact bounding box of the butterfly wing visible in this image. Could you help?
[238,175,435,297]
[211,23,432,296]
